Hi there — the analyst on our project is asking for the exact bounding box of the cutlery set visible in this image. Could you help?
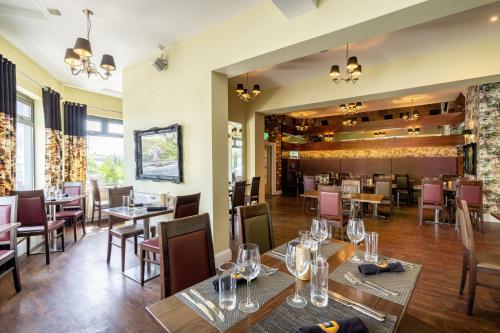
[344,272,400,297]
[378,255,417,269]
[327,290,386,322]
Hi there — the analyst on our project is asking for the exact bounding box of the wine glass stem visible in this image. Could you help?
[246,279,251,305]
[294,276,299,300]
[318,242,322,258]
[354,242,358,258]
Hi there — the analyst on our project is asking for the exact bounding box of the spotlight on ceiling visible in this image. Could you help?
[490,15,498,22]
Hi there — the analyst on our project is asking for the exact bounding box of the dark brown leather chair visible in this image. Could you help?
[158,213,215,298]
[0,197,21,292]
[395,174,411,205]
[230,181,246,239]
[90,179,109,226]
[139,193,201,285]
[12,190,65,265]
[246,176,260,204]
[106,186,143,272]
[237,203,275,253]
[457,200,500,315]
[418,178,444,226]
[450,180,483,232]
[56,181,85,242]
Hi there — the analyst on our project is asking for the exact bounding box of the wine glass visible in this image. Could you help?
[347,218,366,263]
[298,230,312,249]
[237,243,261,313]
[311,218,328,259]
[286,240,310,308]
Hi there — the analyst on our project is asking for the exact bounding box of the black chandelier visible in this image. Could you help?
[329,44,362,84]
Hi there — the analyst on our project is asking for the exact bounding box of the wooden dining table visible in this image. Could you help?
[146,240,419,332]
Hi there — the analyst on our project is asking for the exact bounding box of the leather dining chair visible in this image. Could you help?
[246,176,261,205]
[418,178,444,226]
[90,179,109,226]
[237,203,275,253]
[302,175,316,212]
[158,213,216,298]
[452,180,483,232]
[139,193,201,286]
[12,190,66,265]
[457,199,500,315]
[0,197,21,293]
[56,181,85,242]
[374,177,393,219]
[395,174,412,206]
[230,181,246,239]
[319,191,348,240]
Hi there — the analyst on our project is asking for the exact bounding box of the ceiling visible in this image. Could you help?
[229,2,500,90]
[0,0,263,97]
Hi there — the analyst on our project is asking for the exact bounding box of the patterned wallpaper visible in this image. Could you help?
[282,146,457,159]
[464,86,480,144]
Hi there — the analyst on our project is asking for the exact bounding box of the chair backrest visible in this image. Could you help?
[173,193,201,219]
[395,174,410,190]
[319,191,342,219]
[0,196,17,243]
[373,173,385,181]
[317,185,341,193]
[421,179,443,205]
[303,176,315,192]
[12,190,48,227]
[91,179,101,202]
[237,203,274,253]
[231,181,247,208]
[158,213,215,298]
[342,179,360,194]
[457,199,476,263]
[339,173,350,180]
[440,174,456,182]
[108,186,134,207]
[250,177,260,198]
[375,178,392,200]
[457,180,482,207]
[63,181,83,208]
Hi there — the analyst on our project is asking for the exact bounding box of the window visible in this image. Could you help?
[16,93,35,190]
[87,116,124,185]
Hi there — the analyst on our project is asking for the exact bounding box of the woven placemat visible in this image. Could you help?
[176,269,294,332]
[329,252,421,306]
[269,240,344,261]
[248,284,397,333]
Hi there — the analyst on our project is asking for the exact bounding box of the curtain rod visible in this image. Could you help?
[16,68,123,115]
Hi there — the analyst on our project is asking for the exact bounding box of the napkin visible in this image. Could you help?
[358,261,404,275]
[296,317,368,333]
[212,274,256,292]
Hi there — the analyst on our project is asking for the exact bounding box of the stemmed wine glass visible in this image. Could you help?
[286,240,310,308]
[347,218,366,263]
[298,230,312,249]
[237,243,261,313]
[311,218,328,260]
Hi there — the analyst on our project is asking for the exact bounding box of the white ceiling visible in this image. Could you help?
[0,0,263,97]
[230,2,500,89]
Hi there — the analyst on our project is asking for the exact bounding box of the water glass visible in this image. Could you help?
[285,240,309,308]
[299,230,312,249]
[310,259,329,307]
[311,218,328,259]
[122,196,129,210]
[218,262,237,310]
[364,231,379,263]
[347,218,365,263]
[237,243,261,313]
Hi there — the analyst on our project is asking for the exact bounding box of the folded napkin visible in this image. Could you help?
[296,317,368,333]
[146,206,169,212]
[358,262,404,275]
[212,274,256,292]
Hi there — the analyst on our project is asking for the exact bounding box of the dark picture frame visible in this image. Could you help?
[134,124,183,183]
[463,143,477,175]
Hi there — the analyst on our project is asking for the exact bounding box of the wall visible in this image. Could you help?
[228,88,247,178]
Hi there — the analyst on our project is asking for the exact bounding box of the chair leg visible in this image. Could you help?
[479,212,484,233]
[60,227,65,252]
[81,216,86,235]
[467,266,477,315]
[459,254,468,295]
[397,192,400,207]
[106,232,112,264]
[91,204,95,224]
[418,199,423,226]
[44,231,50,265]
[12,261,21,292]
[98,206,102,227]
[73,219,78,243]
[26,236,31,256]
[121,237,126,272]
[303,197,306,213]
[134,236,138,255]
[140,248,146,286]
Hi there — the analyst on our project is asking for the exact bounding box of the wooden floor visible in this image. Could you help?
[1,195,499,332]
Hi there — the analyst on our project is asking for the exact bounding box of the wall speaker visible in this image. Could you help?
[152,56,168,72]
[320,120,329,126]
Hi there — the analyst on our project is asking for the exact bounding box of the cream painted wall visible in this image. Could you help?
[63,86,122,119]
[245,111,265,202]
[228,88,247,178]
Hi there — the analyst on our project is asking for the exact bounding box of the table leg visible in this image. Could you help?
[143,218,150,240]
[435,209,440,223]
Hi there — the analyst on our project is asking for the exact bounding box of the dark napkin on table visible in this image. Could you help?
[212,274,256,292]
[146,206,169,212]
[296,317,368,333]
[358,262,404,275]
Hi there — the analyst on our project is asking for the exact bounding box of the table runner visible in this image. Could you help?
[268,240,344,261]
[176,270,294,332]
[329,253,421,305]
[248,284,397,333]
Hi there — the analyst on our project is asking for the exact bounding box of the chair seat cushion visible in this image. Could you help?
[110,224,144,237]
[56,210,83,219]
[0,249,14,264]
[323,215,349,226]
[47,219,65,231]
[477,252,500,271]
[140,237,159,251]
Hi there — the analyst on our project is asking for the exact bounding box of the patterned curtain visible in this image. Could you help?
[43,88,63,187]
[63,102,87,182]
[0,55,17,196]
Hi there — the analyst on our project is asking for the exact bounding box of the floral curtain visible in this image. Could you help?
[0,55,17,196]
[43,88,63,187]
[63,102,87,183]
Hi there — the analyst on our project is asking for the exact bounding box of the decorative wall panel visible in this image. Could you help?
[282,146,457,159]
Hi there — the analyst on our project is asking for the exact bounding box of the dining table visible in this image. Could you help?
[146,239,421,332]
[300,191,384,217]
[104,205,174,284]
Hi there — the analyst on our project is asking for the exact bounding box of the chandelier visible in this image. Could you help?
[407,127,420,136]
[236,73,261,102]
[339,102,362,115]
[64,9,116,80]
[374,131,386,137]
[402,99,420,121]
[329,44,362,83]
[295,115,315,132]
[342,117,357,127]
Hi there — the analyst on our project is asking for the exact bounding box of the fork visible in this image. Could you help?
[344,272,399,297]
[260,264,278,276]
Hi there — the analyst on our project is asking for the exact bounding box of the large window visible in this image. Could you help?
[15,93,35,190]
[87,116,124,185]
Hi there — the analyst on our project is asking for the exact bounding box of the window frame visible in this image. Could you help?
[87,115,123,138]
[16,92,36,190]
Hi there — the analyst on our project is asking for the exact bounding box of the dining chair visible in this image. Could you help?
[106,186,143,272]
[418,178,444,226]
[12,190,65,265]
[342,179,361,194]
[0,198,21,293]
[457,199,500,315]
[395,174,411,206]
[90,179,109,226]
[56,181,85,243]
[237,203,275,253]
[139,193,201,286]
[302,175,317,212]
[373,173,385,182]
[246,176,261,205]
[453,180,483,232]
[158,213,216,298]
[374,177,393,219]
[319,191,348,240]
[229,181,246,239]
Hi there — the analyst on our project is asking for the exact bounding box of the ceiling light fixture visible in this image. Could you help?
[64,9,116,80]
[236,73,261,102]
[342,117,357,127]
[295,114,315,132]
[339,102,362,115]
[490,15,498,22]
[407,127,420,136]
[329,44,362,84]
[402,99,420,121]
[374,131,386,137]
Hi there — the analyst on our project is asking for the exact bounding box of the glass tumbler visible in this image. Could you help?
[218,262,237,311]
[364,231,379,263]
[310,259,329,307]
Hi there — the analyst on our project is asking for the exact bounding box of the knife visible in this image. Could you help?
[328,290,386,319]
[378,255,417,269]
[328,292,385,322]
[180,292,214,322]
[269,250,286,258]
[189,289,225,321]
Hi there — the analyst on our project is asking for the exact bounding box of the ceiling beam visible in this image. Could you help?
[271,0,318,20]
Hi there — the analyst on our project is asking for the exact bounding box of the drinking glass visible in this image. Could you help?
[311,218,328,259]
[310,240,320,262]
[347,218,366,263]
[299,230,312,249]
[237,243,261,313]
[310,259,329,307]
[364,231,378,263]
[285,240,310,308]
[128,190,135,208]
[122,196,129,211]
[218,262,237,311]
